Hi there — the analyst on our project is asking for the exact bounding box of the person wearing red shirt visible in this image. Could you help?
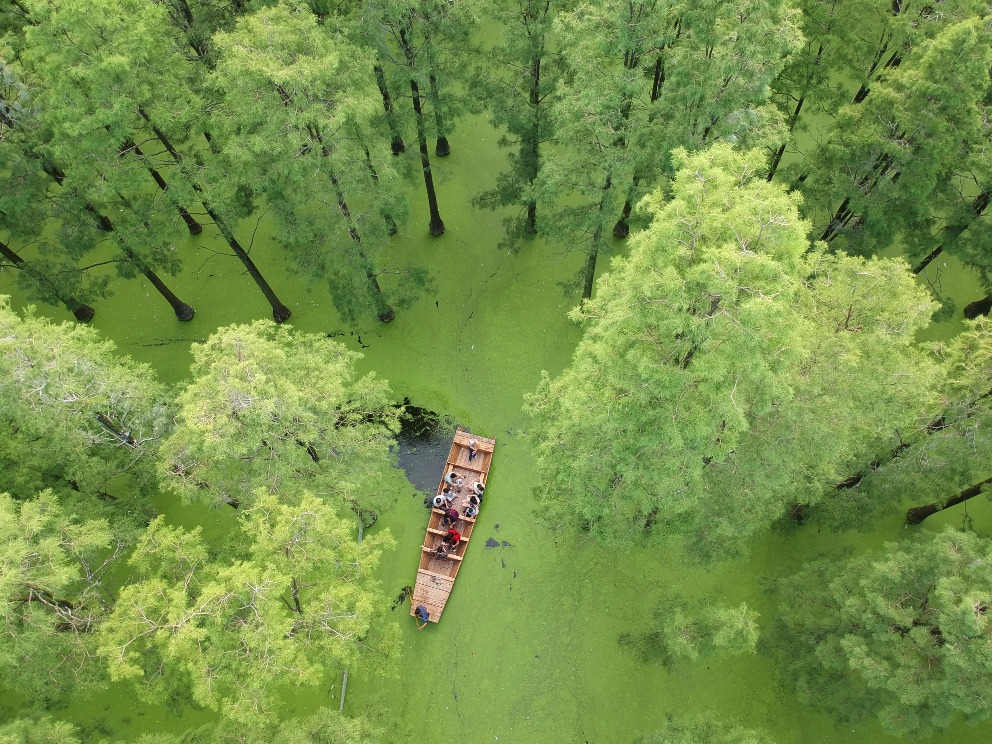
[443,528,461,547]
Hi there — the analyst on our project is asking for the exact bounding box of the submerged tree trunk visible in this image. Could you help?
[613,176,640,238]
[138,108,292,322]
[43,166,195,320]
[121,138,202,234]
[964,294,992,319]
[327,168,395,323]
[409,82,445,235]
[582,176,613,301]
[767,95,805,182]
[399,29,444,236]
[374,64,406,156]
[0,240,95,322]
[364,147,398,235]
[914,191,989,275]
[134,258,196,320]
[912,246,943,275]
[524,54,542,235]
[199,203,291,322]
[428,71,450,157]
[906,475,992,524]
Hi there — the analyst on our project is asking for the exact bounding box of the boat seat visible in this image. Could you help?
[428,527,469,542]
[422,546,463,561]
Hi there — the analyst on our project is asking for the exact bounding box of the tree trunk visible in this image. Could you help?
[582,177,613,300]
[852,31,891,104]
[524,53,542,235]
[138,109,292,322]
[767,95,805,182]
[912,246,943,275]
[914,191,988,275]
[399,29,445,236]
[122,138,202,234]
[136,260,196,320]
[364,147,398,235]
[613,177,640,238]
[374,65,406,156]
[964,294,992,319]
[410,81,445,235]
[650,55,665,101]
[43,166,196,320]
[328,169,395,323]
[200,203,292,322]
[0,240,95,322]
[428,71,450,157]
[906,475,992,524]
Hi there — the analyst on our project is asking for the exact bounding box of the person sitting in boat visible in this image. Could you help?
[443,471,459,492]
[414,605,429,630]
[434,542,451,558]
[463,502,479,519]
[443,528,461,548]
[441,507,459,527]
[432,493,446,509]
[471,481,485,498]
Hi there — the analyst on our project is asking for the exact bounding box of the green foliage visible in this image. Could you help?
[794,19,992,255]
[770,529,992,735]
[526,144,938,558]
[127,707,380,744]
[831,318,992,524]
[471,0,567,246]
[0,716,82,744]
[0,491,118,707]
[0,297,169,506]
[159,321,401,517]
[639,714,777,744]
[98,492,396,725]
[621,597,758,666]
[211,4,423,323]
[542,0,801,294]
[17,0,201,287]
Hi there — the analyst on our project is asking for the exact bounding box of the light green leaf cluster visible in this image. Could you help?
[211,4,418,323]
[796,19,992,255]
[0,491,116,705]
[98,492,397,724]
[0,715,82,744]
[846,318,992,523]
[623,596,758,666]
[159,321,401,517]
[0,297,169,506]
[527,144,938,557]
[771,529,992,735]
[639,714,777,744]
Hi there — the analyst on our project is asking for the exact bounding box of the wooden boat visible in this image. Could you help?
[410,426,495,623]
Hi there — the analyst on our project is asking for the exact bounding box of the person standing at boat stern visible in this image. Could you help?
[415,605,429,629]
[467,438,478,461]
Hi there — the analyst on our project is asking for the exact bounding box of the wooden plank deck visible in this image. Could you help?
[410,426,495,623]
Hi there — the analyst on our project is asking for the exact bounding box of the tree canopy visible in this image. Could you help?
[527,143,938,558]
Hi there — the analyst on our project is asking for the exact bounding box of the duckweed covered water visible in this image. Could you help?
[2,112,990,743]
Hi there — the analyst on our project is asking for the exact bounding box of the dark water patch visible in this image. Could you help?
[493,523,500,531]
[485,537,514,549]
[394,399,455,492]
[324,329,370,347]
[140,337,206,346]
